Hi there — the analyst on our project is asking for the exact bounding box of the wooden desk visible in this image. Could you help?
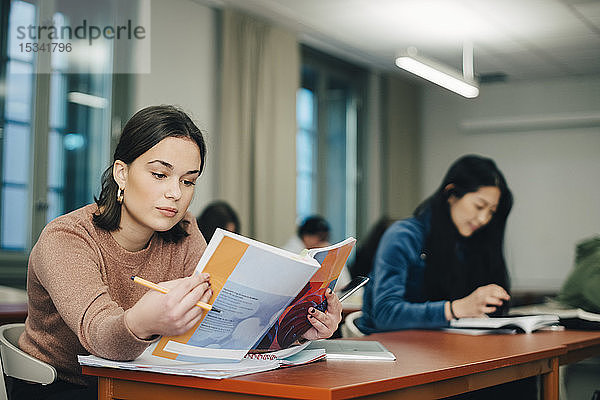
[527,330,600,365]
[83,330,583,400]
[0,285,27,324]
[0,302,27,324]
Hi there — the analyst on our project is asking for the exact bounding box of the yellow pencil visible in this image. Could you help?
[131,276,220,313]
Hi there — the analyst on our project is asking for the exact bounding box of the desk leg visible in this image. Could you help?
[542,357,559,400]
[98,376,113,400]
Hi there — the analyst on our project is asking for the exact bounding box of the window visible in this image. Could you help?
[1,0,35,250]
[296,85,317,221]
[0,0,119,285]
[295,47,366,243]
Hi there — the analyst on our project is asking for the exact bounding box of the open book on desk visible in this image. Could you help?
[449,314,560,334]
[79,341,325,380]
[151,229,355,363]
[548,309,600,330]
[510,300,600,330]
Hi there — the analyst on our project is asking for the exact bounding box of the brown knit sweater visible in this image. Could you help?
[19,204,206,385]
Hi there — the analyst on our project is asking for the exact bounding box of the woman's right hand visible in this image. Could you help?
[125,273,213,339]
[451,284,510,319]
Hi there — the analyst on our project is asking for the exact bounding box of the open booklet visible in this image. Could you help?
[448,314,560,334]
[149,229,355,363]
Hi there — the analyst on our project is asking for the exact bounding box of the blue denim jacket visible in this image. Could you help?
[356,212,449,334]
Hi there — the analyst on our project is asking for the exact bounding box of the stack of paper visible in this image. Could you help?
[78,341,325,379]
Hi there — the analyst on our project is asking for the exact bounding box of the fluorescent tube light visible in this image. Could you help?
[395,49,479,98]
[67,92,108,109]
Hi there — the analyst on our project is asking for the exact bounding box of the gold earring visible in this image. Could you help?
[117,188,124,204]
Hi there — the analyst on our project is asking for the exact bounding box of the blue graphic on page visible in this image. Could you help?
[175,281,293,362]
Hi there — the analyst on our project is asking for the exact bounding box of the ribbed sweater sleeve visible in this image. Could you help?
[30,220,154,360]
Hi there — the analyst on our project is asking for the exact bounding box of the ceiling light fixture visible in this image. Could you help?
[67,92,108,109]
[395,46,479,98]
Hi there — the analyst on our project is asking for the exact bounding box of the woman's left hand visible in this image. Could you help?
[301,288,342,341]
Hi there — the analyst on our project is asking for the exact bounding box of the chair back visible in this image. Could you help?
[0,344,6,400]
[0,323,57,387]
[341,311,365,338]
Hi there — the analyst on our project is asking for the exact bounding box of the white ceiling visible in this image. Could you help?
[215,0,600,82]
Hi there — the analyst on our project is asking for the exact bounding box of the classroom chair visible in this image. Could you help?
[340,311,365,338]
[0,323,57,400]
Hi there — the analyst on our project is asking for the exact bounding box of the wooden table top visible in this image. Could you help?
[521,329,600,364]
[0,286,28,324]
[522,329,600,349]
[84,329,583,399]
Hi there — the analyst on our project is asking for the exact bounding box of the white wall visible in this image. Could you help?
[132,0,218,217]
[421,76,600,291]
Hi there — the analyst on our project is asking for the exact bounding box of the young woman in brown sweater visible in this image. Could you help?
[14,105,342,399]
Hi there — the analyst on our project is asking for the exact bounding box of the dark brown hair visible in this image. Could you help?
[196,201,240,242]
[297,215,330,242]
[93,105,207,242]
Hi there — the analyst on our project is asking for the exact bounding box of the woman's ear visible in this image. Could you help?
[112,160,128,189]
[445,184,457,204]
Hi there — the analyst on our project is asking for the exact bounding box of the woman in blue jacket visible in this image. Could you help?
[357,155,513,333]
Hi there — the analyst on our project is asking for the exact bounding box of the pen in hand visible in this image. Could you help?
[131,276,221,313]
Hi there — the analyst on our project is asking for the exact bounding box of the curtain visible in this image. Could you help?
[218,9,299,245]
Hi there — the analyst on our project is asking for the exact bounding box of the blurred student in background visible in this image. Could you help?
[196,200,240,243]
[283,215,331,253]
[283,215,354,292]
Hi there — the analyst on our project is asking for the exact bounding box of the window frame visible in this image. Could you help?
[298,46,368,243]
[0,0,50,286]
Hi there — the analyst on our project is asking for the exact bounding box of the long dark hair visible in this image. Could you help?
[196,201,240,242]
[93,105,207,243]
[416,155,513,305]
[349,216,396,279]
